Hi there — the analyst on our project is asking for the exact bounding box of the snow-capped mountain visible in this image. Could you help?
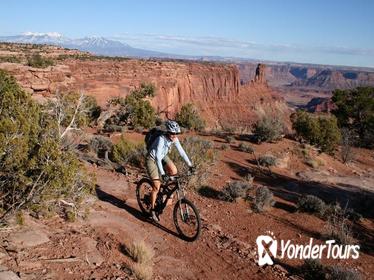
[0,32,171,58]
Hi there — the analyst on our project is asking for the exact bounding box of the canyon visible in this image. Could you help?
[0,43,289,128]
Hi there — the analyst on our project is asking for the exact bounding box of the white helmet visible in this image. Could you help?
[165,120,181,134]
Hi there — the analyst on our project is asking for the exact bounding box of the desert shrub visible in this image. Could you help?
[219,181,252,202]
[340,127,355,163]
[48,92,95,130]
[325,209,355,245]
[299,260,361,280]
[253,186,275,212]
[300,259,327,280]
[0,56,21,63]
[169,136,217,189]
[0,70,93,221]
[220,144,229,150]
[297,195,327,216]
[83,95,102,124]
[253,116,284,143]
[111,136,145,168]
[89,136,113,156]
[328,265,362,280]
[332,87,374,148]
[103,124,124,133]
[125,83,157,129]
[258,155,276,167]
[106,83,156,129]
[224,135,234,143]
[238,143,254,153]
[27,53,54,68]
[291,110,341,154]
[175,103,206,131]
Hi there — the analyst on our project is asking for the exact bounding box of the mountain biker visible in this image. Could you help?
[146,120,194,222]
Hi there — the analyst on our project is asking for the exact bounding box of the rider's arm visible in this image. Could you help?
[174,138,193,167]
[155,136,166,176]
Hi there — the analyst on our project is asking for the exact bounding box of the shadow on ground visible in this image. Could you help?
[95,185,182,240]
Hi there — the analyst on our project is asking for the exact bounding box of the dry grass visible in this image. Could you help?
[132,263,153,280]
[128,240,154,264]
[125,240,154,280]
[325,210,356,245]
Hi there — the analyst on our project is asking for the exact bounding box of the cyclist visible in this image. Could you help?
[146,120,194,222]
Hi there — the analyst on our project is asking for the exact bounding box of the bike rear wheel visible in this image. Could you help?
[173,198,201,241]
[136,178,153,214]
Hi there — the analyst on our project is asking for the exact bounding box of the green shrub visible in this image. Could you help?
[219,181,252,202]
[83,96,102,124]
[238,143,254,153]
[27,53,54,68]
[169,136,217,189]
[253,186,275,212]
[103,124,124,133]
[258,155,276,167]
[291,111,341,154]
[0,70,93,221]
[111,136,145,168]
[89,136,113,156]
[175,103,206,131]
[48,92,94,129]
[332,87,374,148]
[224,135,234,143]
[297,195,327,217]
[253,116,284,143]
[108,83,157,129]
[0,56,22,63]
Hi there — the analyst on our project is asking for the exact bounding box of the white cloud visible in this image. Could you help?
[111,33,374,58]
[22,31,63,38]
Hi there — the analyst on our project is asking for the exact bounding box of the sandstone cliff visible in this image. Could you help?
[0,44,289,128]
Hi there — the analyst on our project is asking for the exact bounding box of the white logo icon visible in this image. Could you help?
[256,231,277,266]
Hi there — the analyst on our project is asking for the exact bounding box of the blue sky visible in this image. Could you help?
[1,0,374,67]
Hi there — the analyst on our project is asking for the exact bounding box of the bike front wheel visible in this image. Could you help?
[136,178,153,214]
[173,198,201,241]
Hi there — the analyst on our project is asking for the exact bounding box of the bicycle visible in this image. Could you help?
[136,171,201,241]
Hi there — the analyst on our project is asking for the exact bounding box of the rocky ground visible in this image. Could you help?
[0,133,373,280]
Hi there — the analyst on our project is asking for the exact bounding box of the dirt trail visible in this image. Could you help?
[91,169,282,280]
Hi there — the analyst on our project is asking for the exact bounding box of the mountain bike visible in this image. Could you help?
[136,171,201,241]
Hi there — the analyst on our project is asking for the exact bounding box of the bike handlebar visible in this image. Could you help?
[167,170,196,182]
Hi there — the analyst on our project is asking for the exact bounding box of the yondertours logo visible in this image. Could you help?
[256,231,360,266]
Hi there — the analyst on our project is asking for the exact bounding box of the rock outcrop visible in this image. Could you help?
[253,63,266,84]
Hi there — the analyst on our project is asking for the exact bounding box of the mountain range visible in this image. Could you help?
[0,32,180,58]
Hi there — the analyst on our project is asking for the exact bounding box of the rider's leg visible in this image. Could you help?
[164,161,177,176]
[164,158,178,206]
[150,179,161,210]
[146,157,162,211]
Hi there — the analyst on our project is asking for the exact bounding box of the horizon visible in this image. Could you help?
[1,0,374,68]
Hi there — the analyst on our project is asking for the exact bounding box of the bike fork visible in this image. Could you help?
[177,189,190,221]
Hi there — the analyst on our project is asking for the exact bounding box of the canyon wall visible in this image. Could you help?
[0,57,288,128]
[239,62,374,90]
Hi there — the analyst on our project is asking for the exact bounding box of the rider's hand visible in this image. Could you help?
[161,174,169,182]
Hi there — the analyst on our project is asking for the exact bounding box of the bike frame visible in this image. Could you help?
[155,176,187,214]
